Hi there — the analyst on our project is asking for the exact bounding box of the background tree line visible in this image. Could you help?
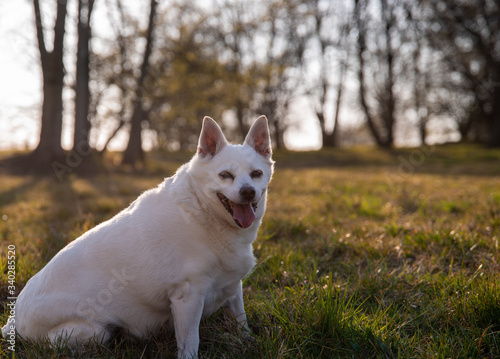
[26,0,500,169]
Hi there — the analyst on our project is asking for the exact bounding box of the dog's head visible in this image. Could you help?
[190,116,274,229]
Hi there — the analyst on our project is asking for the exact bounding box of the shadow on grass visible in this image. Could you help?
[0,150,186,179]
[0,177,39,208]
[2,143,500,178]
[273,143,500,177]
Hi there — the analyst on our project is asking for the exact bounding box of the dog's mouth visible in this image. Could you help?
[217,193,258,228]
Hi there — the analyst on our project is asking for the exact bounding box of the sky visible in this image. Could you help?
[0,1,42,150]
[0,1,322,152]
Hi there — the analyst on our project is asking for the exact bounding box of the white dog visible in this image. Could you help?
[2,116,274,359]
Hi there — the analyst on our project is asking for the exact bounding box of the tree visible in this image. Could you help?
[74,0,95,153]
[253,0,307,149]
[31,0,68,167]
[211,0,257,139]
[146,0,304,151]
[150,3,228,150]
[427,0,500,147]
[121,0,159,166]
[404,2,430,145]
[354,0,400,148]
[306,0,350,148]
[93,0,135,155]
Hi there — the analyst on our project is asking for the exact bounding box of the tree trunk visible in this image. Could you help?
[414,42,428,146]
[354,0,384,147]
[31,0,68,167]
[235,99,247,140]
[124,106,146,165]
[317,111,337,148]
[323,60,346,148]
[99,0,127,156]
[273,119,285,150]
[322,132,336,148]
[354,0,395,149]
[122,0,158,167]
[35,78,65,164]
[74,0,95,152]
[380,0,395,149]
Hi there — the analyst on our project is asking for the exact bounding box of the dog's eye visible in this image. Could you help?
[219,171,234,180]
[251,170,263,179]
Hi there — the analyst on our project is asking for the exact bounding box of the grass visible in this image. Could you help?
[1,143,500,358]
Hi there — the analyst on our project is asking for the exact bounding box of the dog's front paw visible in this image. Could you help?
[242,325,256,344]
[178,352,198,359]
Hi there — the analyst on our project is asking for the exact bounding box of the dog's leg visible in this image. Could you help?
[171,287,204,359]
[227,280,250,332]
[47,320,110,347]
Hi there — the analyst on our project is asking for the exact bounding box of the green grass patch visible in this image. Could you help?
[1,144,500,358]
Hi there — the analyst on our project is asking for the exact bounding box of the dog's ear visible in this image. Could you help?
[244,116,272,157]
[198,117,228,158]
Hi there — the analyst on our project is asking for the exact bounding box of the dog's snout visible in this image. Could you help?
[240,186,256,202]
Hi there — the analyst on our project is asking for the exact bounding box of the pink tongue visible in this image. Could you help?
[232,203,256,228]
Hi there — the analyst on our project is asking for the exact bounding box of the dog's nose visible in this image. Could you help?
[240,186,256,202]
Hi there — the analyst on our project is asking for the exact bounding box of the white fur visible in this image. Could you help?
[2,116,274,359]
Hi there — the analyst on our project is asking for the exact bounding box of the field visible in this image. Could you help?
[1,144,500,358]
